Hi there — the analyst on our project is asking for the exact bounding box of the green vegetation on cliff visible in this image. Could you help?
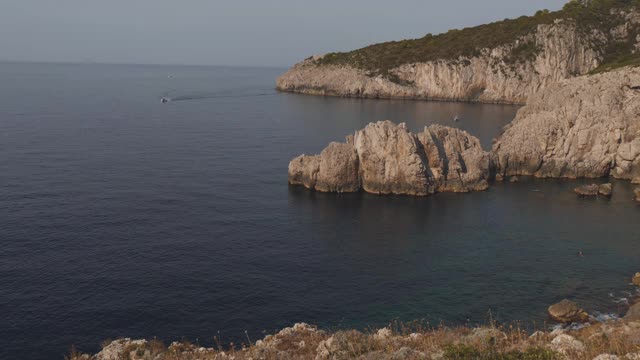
[316,0,640,77]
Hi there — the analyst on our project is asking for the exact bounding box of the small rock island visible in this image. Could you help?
[289,121,490,196]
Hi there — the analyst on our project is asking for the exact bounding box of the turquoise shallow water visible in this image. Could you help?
[1,62,639,359]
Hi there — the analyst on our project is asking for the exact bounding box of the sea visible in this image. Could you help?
[1,62,639,359]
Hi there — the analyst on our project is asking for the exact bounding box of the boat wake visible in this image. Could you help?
[161,91,279,103]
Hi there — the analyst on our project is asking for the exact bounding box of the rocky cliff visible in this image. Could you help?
[288,121,490,195]
[290,66,640,195]
[277,2,640,104]
[493,67,640,181]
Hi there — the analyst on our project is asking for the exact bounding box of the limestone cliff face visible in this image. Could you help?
[289,121,490,195]
[419,125,492,192]
[277,21,605,104]
[288,142,360,193]
[492,67,640,180]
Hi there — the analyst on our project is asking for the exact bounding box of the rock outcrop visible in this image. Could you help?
[575,184,600,196]
[625,303,640,321]
[549,334,585,357]
[289,142,360,193]
[573,183,613,196]
[353,121,433,195]
[493,67,640,180]
[599,183,613,197]
[548,299,589,323]
[69,318,640,360]
[289,121,490,196]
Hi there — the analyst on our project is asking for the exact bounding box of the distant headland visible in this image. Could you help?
[277,0,640,105]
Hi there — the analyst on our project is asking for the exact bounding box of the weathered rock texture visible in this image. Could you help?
[548,299,590,324]
[599,183,613,196]
[625,303,640,321]
[289,121,490,196]
[289,142,360,193]
[493,67,640,180]
[277,8,640,105]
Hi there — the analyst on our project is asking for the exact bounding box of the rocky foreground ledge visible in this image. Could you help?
[71,303,640,360]
[289,67,640,196]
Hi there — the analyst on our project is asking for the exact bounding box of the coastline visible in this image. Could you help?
[70,290,640,360]
[274,88,528,106]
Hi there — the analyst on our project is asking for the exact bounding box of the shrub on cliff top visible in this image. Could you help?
[316,0,640,77]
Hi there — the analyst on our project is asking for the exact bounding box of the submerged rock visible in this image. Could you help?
[548,299,589,323]
[599,183,613,197]
[493,67,640,180]
[288,121,490,196]
[575,184,600,196]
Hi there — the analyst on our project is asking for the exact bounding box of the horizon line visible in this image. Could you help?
[0,58,289,70]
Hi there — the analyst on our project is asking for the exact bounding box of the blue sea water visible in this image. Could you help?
[1,62,639,359]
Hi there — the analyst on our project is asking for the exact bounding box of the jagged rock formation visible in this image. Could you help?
[289,121,490,196]
[493,67,640,180]
[289,142,360,193]
[419,125,492,192]
[277,3,640,104]
[353,121,433,195]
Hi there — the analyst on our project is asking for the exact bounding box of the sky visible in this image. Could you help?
[0,0,568,68]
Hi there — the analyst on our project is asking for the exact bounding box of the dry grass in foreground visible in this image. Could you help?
[68,316,640,360]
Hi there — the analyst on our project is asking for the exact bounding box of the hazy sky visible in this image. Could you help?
[1,0,567,67]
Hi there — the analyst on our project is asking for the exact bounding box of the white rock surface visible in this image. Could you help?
[94,339,147,360]
[289,121,491,196]
[549,334,585,356]
[493,67,640,180]
[277,21,606,104]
